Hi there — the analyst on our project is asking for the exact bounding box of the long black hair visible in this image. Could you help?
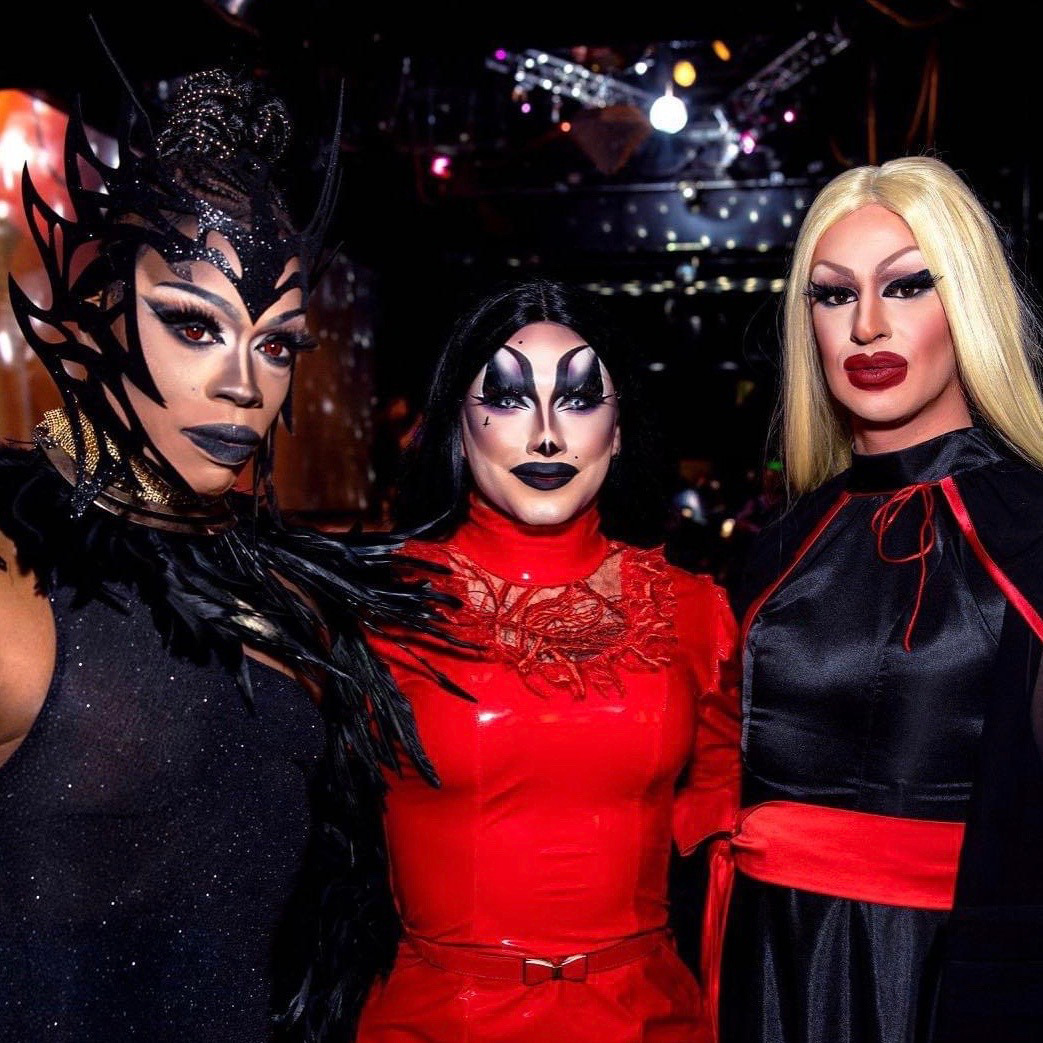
[396,278,669,547]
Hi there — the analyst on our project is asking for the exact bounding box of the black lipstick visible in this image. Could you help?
[182,424,261,466]
[510,462,579,491]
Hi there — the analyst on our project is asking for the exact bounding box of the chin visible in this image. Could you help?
[183,463,242,499]
[513,502,576,526]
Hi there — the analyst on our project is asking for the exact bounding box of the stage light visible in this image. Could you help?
[740,130,757,154]
[634,60,649,75]
[494,48,508,61]
[520,102,532,114]
[561,121,572,133]
[673,60,697,88]
[649,89,688,133]
[712,40,732,62]
[783,108,796,123]
[430,154,452,179]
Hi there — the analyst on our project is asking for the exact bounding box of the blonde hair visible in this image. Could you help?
[782,155,1043,492]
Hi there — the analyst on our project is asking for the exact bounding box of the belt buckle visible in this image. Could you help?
[522,953,588,985]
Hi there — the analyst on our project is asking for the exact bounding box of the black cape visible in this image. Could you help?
[728,427,1043,1043]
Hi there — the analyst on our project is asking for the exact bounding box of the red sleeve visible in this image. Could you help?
[671,573,742,856]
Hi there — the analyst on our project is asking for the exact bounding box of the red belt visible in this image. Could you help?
[701,801,965,1042]
[405,928,667,986]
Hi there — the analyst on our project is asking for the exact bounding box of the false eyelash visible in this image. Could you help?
[885,269,939,293]
[803,280,852,303]
[148,301,224,334]
[270,329,319,353]
[558,391,608,407]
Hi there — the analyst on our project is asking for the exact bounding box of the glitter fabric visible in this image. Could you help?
[0,546,322,1041]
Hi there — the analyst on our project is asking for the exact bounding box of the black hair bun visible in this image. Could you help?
[154,68,291,167]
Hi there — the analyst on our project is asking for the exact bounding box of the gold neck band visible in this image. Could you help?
[34,409,236,536]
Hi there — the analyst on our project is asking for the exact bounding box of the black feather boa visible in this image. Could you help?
[0,445,459,1041]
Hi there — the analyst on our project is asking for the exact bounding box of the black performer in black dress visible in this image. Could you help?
[0,69,446,1042]
[713,157,1043,1043]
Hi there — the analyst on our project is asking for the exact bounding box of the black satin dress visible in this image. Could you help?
[721,429,1011,1043]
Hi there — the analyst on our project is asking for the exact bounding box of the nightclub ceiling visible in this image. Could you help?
[2,0,1034,465]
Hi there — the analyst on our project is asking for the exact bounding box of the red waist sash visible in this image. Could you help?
[702,800,965,1042]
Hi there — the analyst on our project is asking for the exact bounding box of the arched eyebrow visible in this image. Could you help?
[811,245,923,281]
[155,281,239,323]
[554,344,604,401]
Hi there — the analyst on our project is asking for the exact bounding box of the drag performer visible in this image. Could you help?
[717,156,1043,1043]
[335,279,741,1043]
[0,69,446,1041]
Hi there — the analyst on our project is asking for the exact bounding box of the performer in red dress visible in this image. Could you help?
[353,280,741,1042]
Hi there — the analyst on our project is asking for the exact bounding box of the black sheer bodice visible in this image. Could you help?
[722,429,1010,1043]
[0,574,322,1042]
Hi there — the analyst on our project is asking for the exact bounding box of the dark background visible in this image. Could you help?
[2,1,1036,566]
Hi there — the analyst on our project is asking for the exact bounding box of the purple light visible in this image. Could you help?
[430,154,452,179]
[783,109,796,124]
[494,48,508,62]
[520,102,532,114]
[740,130,757,155]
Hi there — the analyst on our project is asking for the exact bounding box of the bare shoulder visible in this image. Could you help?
[0,524,56,767]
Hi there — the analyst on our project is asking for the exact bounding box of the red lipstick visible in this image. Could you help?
[843,352,908,390]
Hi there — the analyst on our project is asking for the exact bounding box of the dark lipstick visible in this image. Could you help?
[510,462,579,491]
[182,424,261,466]
[843,352,908,391]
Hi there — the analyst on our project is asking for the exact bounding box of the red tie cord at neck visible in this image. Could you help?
[870,483,937,652]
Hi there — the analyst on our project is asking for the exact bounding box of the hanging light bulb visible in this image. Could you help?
[649,85,688,134]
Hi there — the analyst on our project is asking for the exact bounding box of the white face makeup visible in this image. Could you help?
[460,321,621,526]
[808,203,971,454]
[124,234,314,497]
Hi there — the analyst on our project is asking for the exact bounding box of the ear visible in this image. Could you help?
[612,421,621,457]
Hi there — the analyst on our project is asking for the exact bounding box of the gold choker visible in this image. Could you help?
[34,409,236,535]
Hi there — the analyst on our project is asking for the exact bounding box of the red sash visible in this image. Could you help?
[702,801,964,1042]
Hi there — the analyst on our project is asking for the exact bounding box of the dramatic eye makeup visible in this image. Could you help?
[805,268,939,308]
[473,346,536,410]
[554,345,609,411]
[145,300,224,345]
[881,268,939,298]
[145,298,315,367]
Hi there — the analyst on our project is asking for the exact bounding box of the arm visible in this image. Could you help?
[673,580,742,856]
[0,526,56,767]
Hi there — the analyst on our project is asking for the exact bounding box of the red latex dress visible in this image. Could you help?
[357,497,741,1042]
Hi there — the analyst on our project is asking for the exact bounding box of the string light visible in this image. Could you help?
[673,60,697,88]
[712,40,732,61]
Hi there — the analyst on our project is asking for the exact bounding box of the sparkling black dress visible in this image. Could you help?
[720,428,1043,1043]
[0,450,322,1042]
[0,445,441,1042]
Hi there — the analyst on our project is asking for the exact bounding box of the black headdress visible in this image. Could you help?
[8,68,337,513]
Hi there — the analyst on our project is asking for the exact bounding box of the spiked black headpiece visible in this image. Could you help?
[8,68,338,513]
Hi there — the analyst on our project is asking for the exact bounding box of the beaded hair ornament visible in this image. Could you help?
[8,68,339,515]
